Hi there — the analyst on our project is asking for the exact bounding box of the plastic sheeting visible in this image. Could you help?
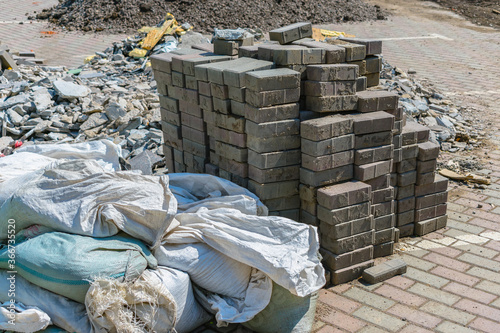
[16,140,122,171]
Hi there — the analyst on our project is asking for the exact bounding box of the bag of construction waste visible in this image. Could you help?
[0,232,157,303]
[163,204,325,328]
[0,152,56,184]
[86,267,211,333]
[0,159,177,248]
[0,270,93,333]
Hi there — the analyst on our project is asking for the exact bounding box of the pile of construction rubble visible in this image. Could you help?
[380,61,485,154]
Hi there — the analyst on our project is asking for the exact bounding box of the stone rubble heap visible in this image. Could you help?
[0,42,169,173]
[151,22,450,285]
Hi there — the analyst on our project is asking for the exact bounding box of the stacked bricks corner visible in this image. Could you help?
[151,22,449,286]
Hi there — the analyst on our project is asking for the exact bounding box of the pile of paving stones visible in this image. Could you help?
[151,22,450,285]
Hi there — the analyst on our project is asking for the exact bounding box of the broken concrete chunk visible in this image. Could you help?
[53,80,90,100]
[80,112,108,131]
[362,258,407,284]
[128,149,164,175]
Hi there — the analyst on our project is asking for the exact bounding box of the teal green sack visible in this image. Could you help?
[0,232,157,303]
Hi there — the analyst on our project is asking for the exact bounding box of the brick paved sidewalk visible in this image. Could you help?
[0,0,127,67]
[314,1,500,332]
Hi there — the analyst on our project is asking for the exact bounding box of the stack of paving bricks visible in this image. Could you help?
[336,37,383,88]
[415,142,448,235]
[198,57,274,186]
[317,182,375,285]
[150,21,449,285]
[245,68,302,219]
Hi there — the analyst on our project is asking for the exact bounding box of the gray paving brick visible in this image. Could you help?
[245,103,299,123]
[301,134,355,156]
[408,282,460,304]
[247,149,301,169]
[300,114,353,141]
[300,164,354,187]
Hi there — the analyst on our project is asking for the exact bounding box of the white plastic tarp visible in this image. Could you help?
[0,159,177,248]
[16,139,122,171]
[165,207,325,298]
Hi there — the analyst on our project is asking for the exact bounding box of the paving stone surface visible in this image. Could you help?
[0,0,127,67]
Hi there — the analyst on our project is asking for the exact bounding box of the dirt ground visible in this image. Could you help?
[32,0,387,34]
[429,0,500,28]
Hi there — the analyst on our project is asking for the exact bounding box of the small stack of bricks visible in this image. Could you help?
[351,110,396,258]
[299,114,355,226]
[303,64,359,115]
[245,68,302,220]
[394,121,430,236]
[151,21,449,286]
[213,33,254,56]
[330,37,383,88]
[414,142,448,236]
[317,182,375,285]
[200,57,275,186]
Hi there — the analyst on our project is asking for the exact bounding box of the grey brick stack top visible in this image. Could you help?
[245,68,302,220]
[151,23,448,286]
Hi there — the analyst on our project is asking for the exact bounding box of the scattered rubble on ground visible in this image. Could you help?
[380,60,486,153]
[32,0,387,34]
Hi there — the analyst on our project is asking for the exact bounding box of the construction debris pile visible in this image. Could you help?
[33,0,387,33]
[152,22,449,285]
[0,42,172,172]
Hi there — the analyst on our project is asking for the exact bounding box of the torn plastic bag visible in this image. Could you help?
[0,152,56,183]
[0,159,177,247]
[86,267,211,333]
[0,302,51,332]
[165,207,325,298]
[15,139,122,171]
[168,173,267,215]
[154,243,252,298]
[0,232,157,303]
[0,270,93,333]
[192,268,272,325]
